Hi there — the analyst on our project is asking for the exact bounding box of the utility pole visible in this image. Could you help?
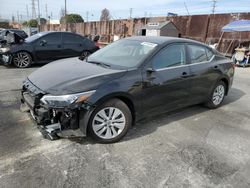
[37,0,41,31]
[211,0,217,14]
[31,0,36,19]
[45,4,48,19]
[17,11,20,23]
[12,14,15,22]
[184,2,190,16]
[129,8,133,19]
[65,0,68,31]
[26,5,29,20]
[86,11,89,22]
[144,12,147,24]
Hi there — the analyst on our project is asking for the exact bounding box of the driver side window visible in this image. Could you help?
[152,44,186,70]
[38,33,61,45]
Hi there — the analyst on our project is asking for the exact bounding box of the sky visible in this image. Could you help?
[0,0,250,21]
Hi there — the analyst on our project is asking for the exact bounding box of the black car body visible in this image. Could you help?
[21,36,235,143]
[0,31,99,68]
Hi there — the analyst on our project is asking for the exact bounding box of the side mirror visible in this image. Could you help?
[40,40,47,46]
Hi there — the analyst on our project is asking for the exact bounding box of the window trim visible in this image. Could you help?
[150,43,187,71]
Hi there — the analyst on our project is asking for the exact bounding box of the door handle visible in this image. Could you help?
[213,65,218,69]
[57,45,62,48]
[181,72,189,78]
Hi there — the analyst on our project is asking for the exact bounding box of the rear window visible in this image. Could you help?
[206,48,214,60]
[63,33,84,44]
[188,44,207,64]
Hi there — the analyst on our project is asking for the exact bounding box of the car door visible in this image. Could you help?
[141,43,192,116]
[34,33,63,61]
[62,33,85,58]
[187,44,221,103]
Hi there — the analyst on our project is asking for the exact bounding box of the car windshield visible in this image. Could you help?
[87,39,158,69]
[25,33,45,43]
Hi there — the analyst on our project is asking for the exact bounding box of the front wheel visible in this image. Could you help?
[88,99,132,143]
[206,81,226,109]
[79,51,91,60]
[13,52,32,68]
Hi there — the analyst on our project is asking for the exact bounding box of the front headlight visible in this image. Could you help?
[40,90,96,107]
[0,47,10,53]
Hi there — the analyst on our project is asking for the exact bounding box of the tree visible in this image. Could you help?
[40,18,47,25]
[60,14,84,24]
[100,8,110,21]
[22,21,28,26]
[28,19,38,27]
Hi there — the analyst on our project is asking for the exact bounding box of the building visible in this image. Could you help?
[140,21,180,37]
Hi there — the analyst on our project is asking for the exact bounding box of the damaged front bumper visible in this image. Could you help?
[0,53,12,65]
[21,79,94,140]
[0,47,12,65]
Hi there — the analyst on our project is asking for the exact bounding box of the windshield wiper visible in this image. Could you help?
[87,61,111,68]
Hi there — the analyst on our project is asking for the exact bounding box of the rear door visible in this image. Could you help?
[34,33,63,61]
[141,43,192,116]
[62,33,86,58]
[187,44,221,102]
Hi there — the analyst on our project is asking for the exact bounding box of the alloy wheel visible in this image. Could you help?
[92,107,126,139]
[13,52,31,68]
[212,85,225,106]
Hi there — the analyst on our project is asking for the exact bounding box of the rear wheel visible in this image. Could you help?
[206,81,226,109]
[88,99,132,143]
[13,51,32,68]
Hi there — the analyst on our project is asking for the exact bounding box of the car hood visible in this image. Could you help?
[28,57,126,95]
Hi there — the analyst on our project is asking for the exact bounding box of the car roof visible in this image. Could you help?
[39,31,82,35]
[125,36,208,47]
[38,31,86,38]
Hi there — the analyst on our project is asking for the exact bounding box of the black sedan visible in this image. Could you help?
[0,31,99,68]
[21,36,234,143]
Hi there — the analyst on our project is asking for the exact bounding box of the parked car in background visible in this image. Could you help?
[0,31,99,68]
[21,36,235,143]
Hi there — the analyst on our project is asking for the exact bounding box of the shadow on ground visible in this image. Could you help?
[71,87,245,144]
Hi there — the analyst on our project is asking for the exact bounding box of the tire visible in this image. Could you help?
[13,51,32,68]
[206,81,226,109]
[79,51,91,60]
[88,99,132,143]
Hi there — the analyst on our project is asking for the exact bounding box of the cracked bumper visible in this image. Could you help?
[21,88,90,140]
[0,52,12,65]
